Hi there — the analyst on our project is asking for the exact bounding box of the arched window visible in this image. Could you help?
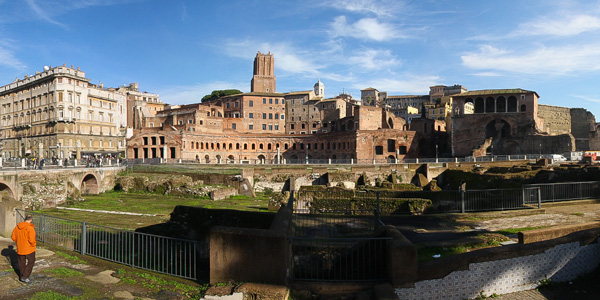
[507,96,517,112]
[496,96,506,113]
[520,104,527,112]
[485,97,495,113]
[475,97,484,113]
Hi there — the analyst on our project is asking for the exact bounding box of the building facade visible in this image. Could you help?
[0,65,127,159]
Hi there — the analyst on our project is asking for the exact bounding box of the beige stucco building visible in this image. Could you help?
[0,64,128,159]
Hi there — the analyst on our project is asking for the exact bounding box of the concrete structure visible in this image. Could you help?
[0,65,132,159]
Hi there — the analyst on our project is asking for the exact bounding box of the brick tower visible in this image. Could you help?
[251,51,276,93]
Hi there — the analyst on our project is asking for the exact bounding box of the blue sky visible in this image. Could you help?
[0,0,599,118]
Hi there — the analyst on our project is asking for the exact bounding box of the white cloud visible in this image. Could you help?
[461,44,600,75]
[25,0,68,29]
[348,49,400,70]
[470,72,504,77]
[330,16,401,41]
[223,40,321,75]
[514,14,600,37]
[326,0,404,17]
[156,81,246,105]
[0,42,25,70]
[354,75,440,94]
[572,95,600,104]
[21,0,139,28]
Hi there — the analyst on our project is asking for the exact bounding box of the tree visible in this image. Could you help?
[201,89,243,102]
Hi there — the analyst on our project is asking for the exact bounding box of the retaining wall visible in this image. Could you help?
[396,228,600,299]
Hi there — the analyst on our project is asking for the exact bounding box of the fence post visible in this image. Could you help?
[81,222,86,256]
[130,233,135,268]
[38,214,45,243]
[537,188,542,209]
[375,191,381,230]
[460,188,465,213]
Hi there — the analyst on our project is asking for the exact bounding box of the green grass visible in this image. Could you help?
[571,212,584,216]
[417,233,508,262]
[28,291,76,300]
[46,267,84,277]
[131,164,241,174]
[114,268,208,299]
[55,251,85,264]
[495,226,546,235]
[36,189,271,230]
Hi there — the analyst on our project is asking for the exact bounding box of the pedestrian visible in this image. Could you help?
[11,214,36,284]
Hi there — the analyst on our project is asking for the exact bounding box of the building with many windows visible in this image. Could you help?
[0,64,128,159]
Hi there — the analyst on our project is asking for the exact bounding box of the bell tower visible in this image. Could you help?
[251,51,276,93]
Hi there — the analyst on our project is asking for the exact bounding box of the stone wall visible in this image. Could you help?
[571,108,596,150]
[591,123,600,150]
[537,104,572,135]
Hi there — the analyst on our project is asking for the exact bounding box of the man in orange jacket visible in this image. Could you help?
[11,215,36,284]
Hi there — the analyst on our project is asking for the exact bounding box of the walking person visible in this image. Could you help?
[11,215,36,284]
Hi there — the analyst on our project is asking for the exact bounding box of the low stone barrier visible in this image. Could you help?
[519,221,600,244]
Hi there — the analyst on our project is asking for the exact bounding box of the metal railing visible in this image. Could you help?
[293,210,379,238]
[295,188,540,214]
[289,236,391,282]
[123,153,552,166]
[523,181,600,203]
[16,210,201,280]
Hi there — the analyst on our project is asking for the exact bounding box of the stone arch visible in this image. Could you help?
[205,155,210,163]
[0,180,16,201]
[257,154,266,164]
[388,117,394,129]
[496,96,506,113]
[387,155,396,163]
[227,155,235,162]
[464,98,474,115]
[475,97,484,113]
[81,173,99,195]
[485,119,512,140]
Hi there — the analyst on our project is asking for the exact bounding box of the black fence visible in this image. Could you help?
[295,188,540,214]
[523,181,600,203]
[289,236,391,282]
[16,210,204,280]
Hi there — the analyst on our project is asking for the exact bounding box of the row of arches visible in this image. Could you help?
[196,153,357,164]
[188,141,358,151]
[465,96,526,114]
